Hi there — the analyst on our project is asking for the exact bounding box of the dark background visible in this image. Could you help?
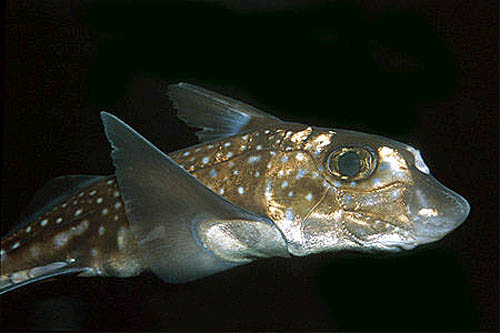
[2,0,498,331]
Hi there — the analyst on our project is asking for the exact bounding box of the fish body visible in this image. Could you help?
[0,83,470,293]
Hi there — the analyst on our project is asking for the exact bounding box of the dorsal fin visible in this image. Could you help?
[167,82,283,142]
[4,175,105,239]
[100,112,287,283]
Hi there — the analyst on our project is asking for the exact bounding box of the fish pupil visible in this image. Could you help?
[338,151,361,176]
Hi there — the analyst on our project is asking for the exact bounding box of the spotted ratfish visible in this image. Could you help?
[0,83,470,294]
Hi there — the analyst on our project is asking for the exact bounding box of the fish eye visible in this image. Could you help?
[326,146,377,181]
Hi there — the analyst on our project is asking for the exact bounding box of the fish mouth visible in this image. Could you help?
[407,174,470,244]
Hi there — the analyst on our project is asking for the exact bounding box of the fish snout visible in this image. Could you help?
[408,175,470,244]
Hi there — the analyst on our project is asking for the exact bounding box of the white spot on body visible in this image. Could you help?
[106,179,114,185]
[183,151,190,156]
[227,152,233,158]
[281,156,289,163]
[372,178,382,187]
[281,181,288,188]
[207,144,214,149]
[91,249,98,256]
[210,169,218,178]
[56,217,63,224]
[96,197,103,204]
[312,172,319,179]
[254,171,260,177]
[53,232,71,247]
[74,209,82,216]
[288,191,294,197]
[278,170,284,176]
[89,190,97,196]
[248,155,261,163]
[296,152,305,161]
[72,200,78,205]
[62,203,68,208]
[202,157,210,164]
[270,151,276,156]
[114,202,122,209]
[296,169,307,179]
[343,195,352,204]
[12,242,20,250]
[265,130,270,134]
[73,220,89,236]
[219,188,225,195]
[40,219,48,227]
[256,145,262,150]
[224,142,231,147]
[228,161,235,167]
[241,145,247,150]
[265,182,272,200]
[333,181,341,187]
[238,187,245,194]
[25,226,31,233]
[113,215,119,221]
[242,135,249,140]
[98,226,105,236]
[102,208,109,216]
[305,193,313,201]
[113,191,120,197]
[285,209,295,221]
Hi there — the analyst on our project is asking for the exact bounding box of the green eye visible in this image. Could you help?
[337,151,361,176]
[327,146,376,180]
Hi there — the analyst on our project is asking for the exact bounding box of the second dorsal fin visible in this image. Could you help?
[4,175,105,239]
[167,83,283,142]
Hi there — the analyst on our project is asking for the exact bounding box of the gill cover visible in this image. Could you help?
[101,112,286,283]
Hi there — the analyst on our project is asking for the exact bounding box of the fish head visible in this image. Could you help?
[288,128,470,255]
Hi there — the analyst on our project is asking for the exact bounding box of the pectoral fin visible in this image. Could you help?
[167,82,283,142]
[101,112,287,283]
